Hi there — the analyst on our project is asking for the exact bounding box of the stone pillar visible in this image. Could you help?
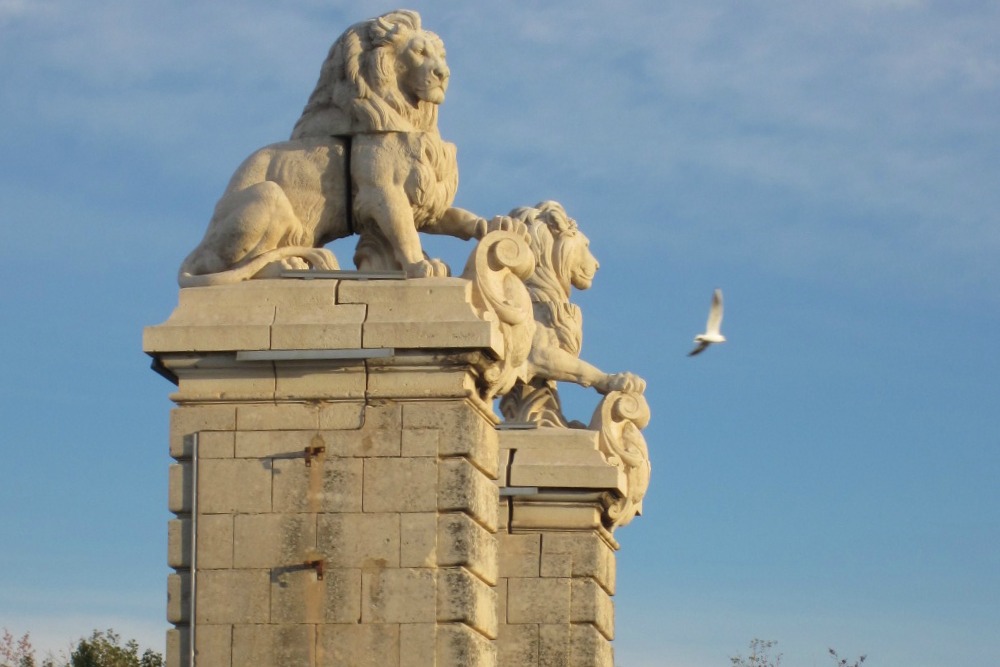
[145,278,503,667]
[494,429,624,667]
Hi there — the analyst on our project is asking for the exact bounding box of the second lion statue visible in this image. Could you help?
[178,10,496,287]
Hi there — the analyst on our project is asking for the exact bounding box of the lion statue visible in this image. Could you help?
[498,201,646,427]
[178,10,496,287]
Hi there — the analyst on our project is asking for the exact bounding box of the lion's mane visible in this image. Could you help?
[507,201,586,357]
[291,10,441,138]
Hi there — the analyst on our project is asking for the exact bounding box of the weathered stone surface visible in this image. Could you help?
[233,513,316,568]
[498,623,539,666]
[437,623,496,667]
[272,456,363,513]
[570,623,615,667]
[195,625,232,667]
[166,572,190,624]
[196,570,270,624]
[169,405,237,459]
[439,458,498,531]
[197,459,272,514]
[236,402,321,431]
[364,457,438,512]
[318,623,400,667]
[232,624,315,666]
[437,513,498,585]
[400,623,437,667]
[403,401,499,477]
[571,578,615,640]
[507,577,571,624]
[438,567,498,638]
[274,362,366,400]
[168,463,192,513]
[362,567,436,623]
[497,533,541,579]
[271,566,362,624]
[197,514,234,569]
[538,623,571,667]
[541,533,616,595]
[318,513,399,568]
[401,512,438,568]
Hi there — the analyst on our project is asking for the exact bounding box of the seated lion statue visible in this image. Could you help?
[178,10,494,287]
[498,201,646,427]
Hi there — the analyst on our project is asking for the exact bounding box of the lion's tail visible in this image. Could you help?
[177,247,339,288]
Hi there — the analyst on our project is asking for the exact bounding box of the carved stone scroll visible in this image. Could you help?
[462,230,537,401]
[590,390,652,529]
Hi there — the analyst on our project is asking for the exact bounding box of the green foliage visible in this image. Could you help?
[731,639,782,667]
[69,631,162,667]
[2,629,162,667]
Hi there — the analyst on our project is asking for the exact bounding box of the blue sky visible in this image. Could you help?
[1,1,998,665]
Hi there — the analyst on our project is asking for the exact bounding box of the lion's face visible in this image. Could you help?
[397,31,450,105]
[567,232,599,291]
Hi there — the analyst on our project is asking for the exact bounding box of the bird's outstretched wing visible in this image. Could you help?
[705,288,723,336]
[688,341,710,357]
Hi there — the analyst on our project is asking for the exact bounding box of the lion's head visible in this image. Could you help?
[509,201,600,302]
[291,10,449,138]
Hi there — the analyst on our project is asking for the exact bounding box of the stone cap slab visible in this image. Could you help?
[500,428,626,494]
[144,277,502,356]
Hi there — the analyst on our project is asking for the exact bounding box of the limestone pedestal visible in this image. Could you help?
[146,279,505,667]
[494,429,622,667]
[146,278,632,667]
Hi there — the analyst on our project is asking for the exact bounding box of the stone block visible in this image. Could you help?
[194,624,232,667]
[144,323,271,353]
[366,364,481,400]
[497,497,510,532]
[498,533,540,579]
[169,406,237,459]
[270,302,366,348]
[437,513,497,585]
[166,572,190,624]
[274,362,366,401]
[165,628,187,667]
[175,363,276,402]
[273,456,363,513]
[236,403,320,431]
[571,578,614,640]
[400,624,437,667]
[271,566,361,623]
[538,624,570,667]
[233,513,316,568]
[507,438,624,491]
[318,513,399,568]
[361,567,436,623]
[400,513,438,568]
[232,624,315,666]
[197,459,272,514]
[168,463,192,513]
[436,623,496,667]
[498,624,539,666]
[193,431,235,459]
[510,501,603,533]
[401,428,439,457]
[336,277,470,306]
[318,623,400,667]
[437,567,498,639]
[364,457,438,513]
[439,458,498,531]
[570,623,615,667]
[197,514,234,569]
[507,577,571,624]
[196,570,270,624]
[167,519,189,569]
[318,401,366,430]
[541,533,616,594]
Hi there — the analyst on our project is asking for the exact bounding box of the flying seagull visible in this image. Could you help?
[688,288,726,356]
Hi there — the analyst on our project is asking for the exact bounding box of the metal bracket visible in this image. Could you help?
[305,559,325,580]
[304,445,326,467]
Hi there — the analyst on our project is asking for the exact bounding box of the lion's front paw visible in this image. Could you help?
[599,372,646,395]
[405,258,451,278]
